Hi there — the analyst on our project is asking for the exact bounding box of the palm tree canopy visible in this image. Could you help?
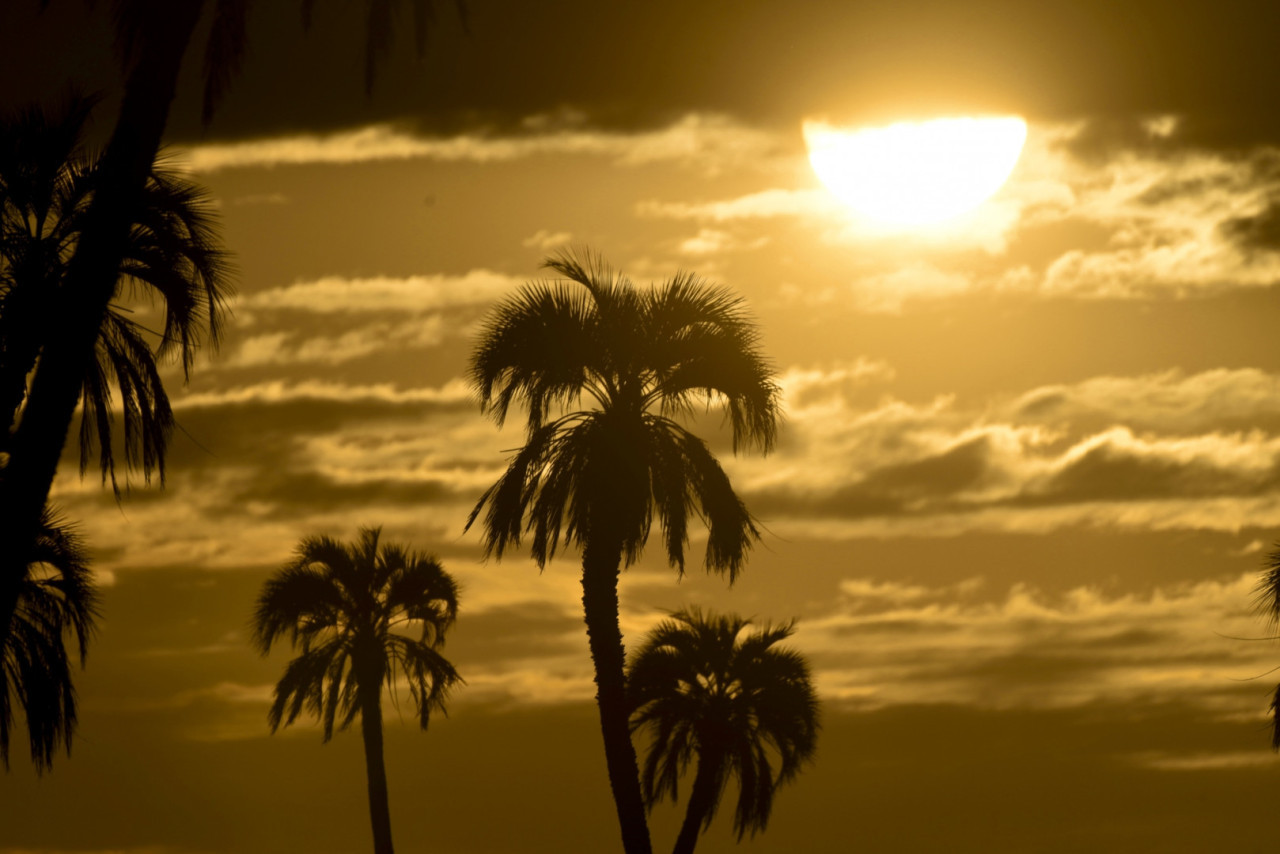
[252,527,462,738]
[627,608,819,840]
[466,250,781,580]
[0,509,99,771]
[0,93,231,490]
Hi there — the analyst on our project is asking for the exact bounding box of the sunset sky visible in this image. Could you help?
[7,1,1280,852]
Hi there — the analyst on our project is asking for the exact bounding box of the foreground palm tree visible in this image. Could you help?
[628,609,819,854]
[0,92,230,489]
[252,527,461,854]
[1254,546,1280,747]
[466,250,781,854]
[1,0,466,683]
[0,510,98,772]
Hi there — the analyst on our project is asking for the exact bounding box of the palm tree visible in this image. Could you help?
[627,609,819,854]
[1,0,466,674]
[252,527,462,854]
[0,92,231,490]
[1254,546,1280,748]
[466,249,782,854]
[1,509,99,772]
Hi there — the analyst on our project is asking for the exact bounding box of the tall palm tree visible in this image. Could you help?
[0,92,231,490]
[252,527,462,854]
[1,509,99,772]
[1,0,466,673]
[627,609,819,854]
[466,249,782,854]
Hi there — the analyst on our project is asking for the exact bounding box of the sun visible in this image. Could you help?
[803,116,1028,227]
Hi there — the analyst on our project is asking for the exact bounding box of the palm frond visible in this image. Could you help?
[1256,544,1280,629]
[201,0,252,125]
[0,509,99,772]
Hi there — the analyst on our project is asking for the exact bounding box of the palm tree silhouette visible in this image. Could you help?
[1,509,98,772]
[466,249,781,854]
[1,0,465,677]
[252,527,462,854]
[1254,546,1280,747]
[0,92,230,490]
[627,609,819,854]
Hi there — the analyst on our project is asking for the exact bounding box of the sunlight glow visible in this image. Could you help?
[803,116,1028,226]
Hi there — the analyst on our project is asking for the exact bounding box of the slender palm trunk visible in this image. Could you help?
[671,753,721,854]
[359,685,395,854]
[0,2,205,641]
[581,533,653,854]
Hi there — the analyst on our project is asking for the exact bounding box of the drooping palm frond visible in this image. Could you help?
[0,95,233,491]
[201,0,253,125]
[0,509,99,772]
[298,0,468,94]
[628,608,819,844]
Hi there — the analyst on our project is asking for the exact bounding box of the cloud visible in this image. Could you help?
[172,378,473,409]
[522,229,573,250]
[1010,368,1280,434]
[224,319,450,368]
[177,114,783,175]
[639,119,1280,305]
[733,365,1280,538]
[637,188,838,222]
[801,569,1272,712]
[237,270,526,314]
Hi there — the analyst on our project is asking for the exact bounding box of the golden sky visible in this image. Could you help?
[7,1,1280,852]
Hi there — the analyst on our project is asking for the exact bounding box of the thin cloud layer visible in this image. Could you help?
[738,363,1280,537]
[177,114,784,175]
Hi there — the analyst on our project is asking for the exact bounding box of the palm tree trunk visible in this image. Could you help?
[0,2,205,640]
[581,534,653,854]
[671,754,721,854]
[359,685,396,854]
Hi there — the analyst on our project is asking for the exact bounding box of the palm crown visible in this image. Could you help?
[251,527,461,738]
[467,250,780,578]
[628,608,819,850]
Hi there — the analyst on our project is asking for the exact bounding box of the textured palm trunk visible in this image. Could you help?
[581,533,653,854]
[671,752,721,854]
[359,685,396,854]
[0,2,205,642]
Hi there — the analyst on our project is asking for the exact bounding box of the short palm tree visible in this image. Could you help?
[466,249,781,854]
[1,509,99,772]
[252,527,461,854]
[628,609,819,854]
[0,92,230,490]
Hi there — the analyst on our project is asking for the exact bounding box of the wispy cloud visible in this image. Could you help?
[177,114,783,174]
[735,364,1280,537]
[802,570,1271,712]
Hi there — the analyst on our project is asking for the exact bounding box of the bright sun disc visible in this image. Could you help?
[804,116,1027,226]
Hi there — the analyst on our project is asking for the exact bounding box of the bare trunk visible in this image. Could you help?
[0,3,205,641]
[360,685,395,854]
[581,532,653,854]
[671,753,721,854]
